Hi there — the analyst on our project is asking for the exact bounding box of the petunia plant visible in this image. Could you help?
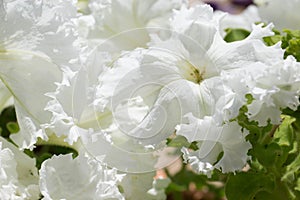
[0,0,300,199]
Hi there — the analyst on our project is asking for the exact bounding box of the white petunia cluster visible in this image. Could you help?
[1,0,300,199]
[0,138,40,200]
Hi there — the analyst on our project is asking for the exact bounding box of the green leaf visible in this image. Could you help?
[263,29,300,61]
[282,103,300,119]
[6,122,19,133]
[251,143,284,168]
[225,172,275,200]
[165,182,186,193]
[166,164,226,199]
[167,135,190,148]
[274,116,295,148]
[167,135,199,150]
[236,105,272,145]
[282,153,300,183]
[25,144,78,169]
[282,30,300,61]
[224,28,251,42]
[253,191,281,200]
[295,178,300,192]
[263,35,282,46]
[167,165,207,188]
[0,106,17,138]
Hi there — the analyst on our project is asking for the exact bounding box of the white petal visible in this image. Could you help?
[120,172,155,200]
[44,50,113,144]
[217,5,261,36]
[247,57,300,126]
[39,154,124,200]
[255,0,300,30]
[0,138,40,199]
[207,24,283,73]
[0,52,61,149]
[84,0,186,51]
[171,4,217,51]
[1,0,79,66]
[177,114,251,174]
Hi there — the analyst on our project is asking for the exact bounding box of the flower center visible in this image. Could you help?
[178,60,203,84]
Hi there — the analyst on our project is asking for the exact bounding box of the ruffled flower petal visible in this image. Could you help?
[79,0,186,51]
[0,0,79,149]
[177,114,251,175]
[119,172,156,200]
[255,0,300,30]
[39,154,124,200]
[247,56,300,126]
[0,138,40,199]
[0,52,61,150]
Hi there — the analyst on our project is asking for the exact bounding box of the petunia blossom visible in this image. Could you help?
[77,0,187,52]
[0,0,79,150]
[39,153,124,200]
[177,114,251,176]
[94,4,296,174]
[255,0,300,30]
[0,138,40,199]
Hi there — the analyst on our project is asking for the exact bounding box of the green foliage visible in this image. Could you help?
[236,105,272,144]
[167,135,199,151]
[25,144,78,169]
[0,106,17,139]
[224,28,250,42]
[251,142,286,168]
[282,30,300,61]
[0,106,78,169]
[167,135,190,148]
[225,172,275,200]
[263,35,281,46]
[165,164,226,199]
[224,28,300,61]
[230,102,300,199]
[6,122,19,133]
[264,29,300,61]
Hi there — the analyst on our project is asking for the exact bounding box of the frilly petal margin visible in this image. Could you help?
[43,50,113,145]
[0,0,79,67]
[81,0,187,51]
[176,113,251,176]
[0,0,80,149]
[247,56,300,126]
[0,138,40,199]
[39,154,125,200]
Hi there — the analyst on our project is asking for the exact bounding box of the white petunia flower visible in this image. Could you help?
[255,0,300,30]
[177,114,251,176]
[119,172,156,200]
[39,153,124,200]
[0,138,40,200]
[96,5,280,136]
[42,43,173,173]
[216,5,261,36]
[95,4,290,174]
[78,0,187,52]
[0,0,79,66]
[247,56,300,126]
[43,50,112,145]
[0,0,79,150]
